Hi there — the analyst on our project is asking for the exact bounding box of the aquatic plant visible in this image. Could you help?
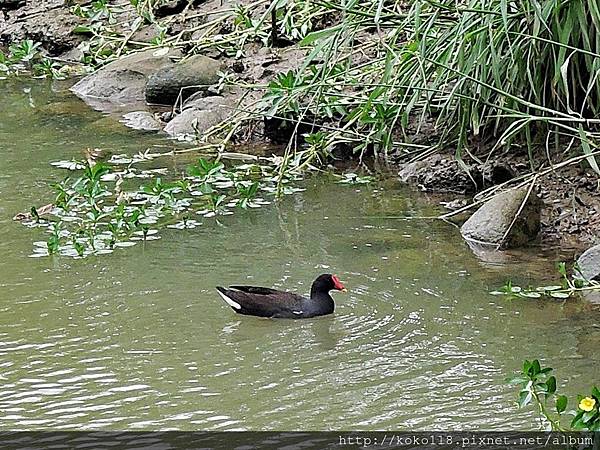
[22,152,368,258]
[491,262,600,300]
[186,158,224,181]
[234,181,260,208]
[0,40,63,79]
[337,173,373,185]
[9,40,39,62]
[507,359,600,431]
[46,222,62,255]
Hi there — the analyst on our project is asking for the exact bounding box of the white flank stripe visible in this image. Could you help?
[292,311,303,315]
[218,290,242,310]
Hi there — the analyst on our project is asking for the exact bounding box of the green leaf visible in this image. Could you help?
[549,291,570,299]
[571,417,586,430]
[579,126,600,176]
[505,375,528,386]
[592,386,600,400]
[539,285,563,291]
[199,183,214,194]
[582,410,598,423]
[556,395,568,414]
[298,25,342,46]
[72,25,94,34]
[571,410,584,428]
[557,262,568,277]
[518,390,533,408]
[521,291,542,298]
[531,360,541,376]
[546,376,557,395]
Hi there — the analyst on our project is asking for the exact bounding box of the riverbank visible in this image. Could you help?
[1,0,599,251]
[395,150,600,248]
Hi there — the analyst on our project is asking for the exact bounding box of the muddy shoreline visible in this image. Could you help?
[2,0,599,254]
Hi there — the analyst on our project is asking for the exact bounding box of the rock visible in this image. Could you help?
[57,47,84,63]
[460,186,541,248]
[397,154,522,195]
[71,48,182,112]
[120,111,163,132]
[397,154,483,194]
[160,111,175,122]
[1,2,84,55]
[582,291,600,305]
[164,95,233,138]
[573,250,600,305]
[574,245,600,281]
[398,157,437,183]
[145,54,221,105]
[131,23,161,44]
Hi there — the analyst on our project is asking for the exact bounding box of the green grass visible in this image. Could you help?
[66,0,600,173]
[234,0,600,171]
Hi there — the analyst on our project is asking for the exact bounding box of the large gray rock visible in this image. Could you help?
[575,245,600,281]
[164,95,233,138]
[145,54,221,105]
[71,48,181,111]
[460,186,541,248]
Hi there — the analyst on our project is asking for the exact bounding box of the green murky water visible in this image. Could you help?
[1,79,599,431]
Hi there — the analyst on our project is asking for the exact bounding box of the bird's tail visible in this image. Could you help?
[215,287,242,310]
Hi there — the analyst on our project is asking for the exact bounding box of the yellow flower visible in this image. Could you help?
[579,397,596,412]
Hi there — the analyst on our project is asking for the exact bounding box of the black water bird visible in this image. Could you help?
[216,274,346,319]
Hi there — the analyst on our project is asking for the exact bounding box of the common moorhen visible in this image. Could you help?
[216,273,346,318]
